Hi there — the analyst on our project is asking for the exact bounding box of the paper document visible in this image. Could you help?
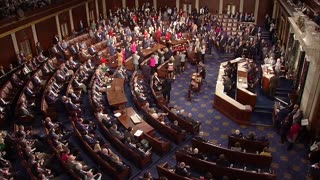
[134,129,143,136]
[131,115,141,124]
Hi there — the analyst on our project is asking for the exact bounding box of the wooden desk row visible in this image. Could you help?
[175,151,276,180]
[64,63,132,179]
[149,75,201,135]
[192,138,272,169]
[131,72,186,145]
[89,72,153,168]
[213,58,256,125]
[106,78,128,108]
[228,135,270,153]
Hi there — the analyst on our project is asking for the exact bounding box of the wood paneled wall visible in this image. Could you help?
[0,35,16,69]
[59,11,71,38]
[243,0,256,13]
[158,0,176,10]
[35,17,57,53]
[98,0,104,18]
[257,0,273,26]
[200,0,220,14]
[15,27,35,56]
[127,0,135,8]
[88,1,97,22]
[222,0,240,14]
[72,4,87,32]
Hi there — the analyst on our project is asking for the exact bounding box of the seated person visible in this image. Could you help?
[260,147,272,157]
[246,132,256,141]
[216,154,230,167]
[170,120,185,133]
[175,162,191,177]
[18,101,34,118]
[194,131,208,142]
[310,161,320,180]
[230,142,242,152]
[231,129,243,138]
[141,172,153,180]
[46,88,59,104]
[109,124,124,141]
[135,143,151,157]
[82,131,98,146]
[124,127,138,144]
[191,148,207,160]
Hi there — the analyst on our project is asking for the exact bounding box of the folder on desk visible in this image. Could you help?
[131,115,141,124]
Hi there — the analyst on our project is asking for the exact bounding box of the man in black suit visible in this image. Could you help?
[53,35,59,45]
[175,162,191,177]
[88,45,97,56]
[162,78,172,102]
[0,66,5,76]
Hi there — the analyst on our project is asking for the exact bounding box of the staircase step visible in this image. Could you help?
[275,96,289,106]
[276,88,292,92]
[255,105,273,110]
[275,96,290,105]
[275,91,288,96]
[253,109,273,114]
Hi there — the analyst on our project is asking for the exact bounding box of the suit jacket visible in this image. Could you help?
[88,47,96,55]
[69,45,77,55]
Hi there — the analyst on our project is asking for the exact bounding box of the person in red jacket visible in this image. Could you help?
[287,121,301,150]
[156,27,162,43]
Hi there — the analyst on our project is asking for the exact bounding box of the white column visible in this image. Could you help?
[55,15,62,41]
[31,25,38,44]
[11,33,19,54]
[219,0,223,14]
[239,0,244,13]
[272,0,277,19]
[176,0,179,10]
[69,9,74,31]
[95,0,99,20]
[153,0,157,10]
[122,0,126,8]
[102,0,107,18]
[135,0,139,8]
[85,2,90,26]
[195,0,199,12]
[254,0,259,24]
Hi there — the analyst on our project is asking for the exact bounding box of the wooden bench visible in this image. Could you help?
[192,138,272,169]
[228,135,269,153]
[176,150,276,180]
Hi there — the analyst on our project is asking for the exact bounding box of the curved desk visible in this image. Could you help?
[107,78,127,108]
[213,58,256,125]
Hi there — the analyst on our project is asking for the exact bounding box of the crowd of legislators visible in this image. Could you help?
[0,0,63,19]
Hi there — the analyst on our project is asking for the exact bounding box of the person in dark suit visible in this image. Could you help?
[162,78,172,102]
[269,75,279,98]
[88,45,97,56]
[170,121,185,133]
[216,154,229,167]
[124,127,138,144]
[0,66,6,76]
[53,35,59,45]
[35,42,43,55]
[175,162,191,177]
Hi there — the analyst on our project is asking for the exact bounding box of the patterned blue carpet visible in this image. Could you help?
[135,55,309,180]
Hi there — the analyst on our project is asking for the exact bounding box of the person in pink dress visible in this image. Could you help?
[131,41,137,54]
[122,47,126,63]
[149,55,156,75]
